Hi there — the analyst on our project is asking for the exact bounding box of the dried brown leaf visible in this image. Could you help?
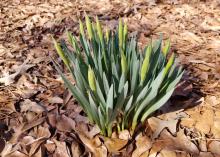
[29,138,45,156]
[103,137,128,153]
[78,133,107,157]
[20,99,45,114]
[44,140,56,153]
[56,115,76,132]
[22,117,46,132]
[199,152,214,157]
[195,109,214,134]
[211,118,220,138]
[160,129,199,155]
[148,117,178,139]
[0,60,34,86]
[208,141,220,155]
[48,96,63,104]
[53,139,70,157]
[158,149,177,157]
[71,141,82,157]
[132,133,152,157]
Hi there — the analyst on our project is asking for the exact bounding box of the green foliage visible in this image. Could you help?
[53,15,184,137]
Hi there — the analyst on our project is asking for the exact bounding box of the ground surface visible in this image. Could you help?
[0,0,220,157]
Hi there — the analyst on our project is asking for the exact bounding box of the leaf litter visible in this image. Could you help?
[0,0,220,156]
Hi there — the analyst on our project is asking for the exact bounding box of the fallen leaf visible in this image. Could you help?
[148,117,178,139]
[32,147,43,157]
[0,59,34,85]
[103,137,128,153]
[48,96,63,104]
[87,125,100,139]
[195,109,214,134]
[71,141,82,157]
[160,129,199,155]
[44,140,56,153]
[53,139,70,157]
[6,150,29,157]
[36,126,51,139]
[29,138,46,156]
[211,117,220,138]
[22,117,46,132]
[78,133,107,157]
[199,152,214,157]
[56,115,76,132]
[200,139,208,153]
[158,149,176,157]
[20,99,45,114]
[21,136,35,145]
[208,141,220,155]
[132,133,152,157]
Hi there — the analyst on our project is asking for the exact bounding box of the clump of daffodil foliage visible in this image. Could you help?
[53,15,184,137]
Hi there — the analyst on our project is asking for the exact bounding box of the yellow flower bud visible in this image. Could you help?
[118,18,123,50]
[85,14,93,40]
[88,66,96,91]
[121,52,127,75]
[96,16,103,44]
[141,45,152,83]
[163,39,170,56]
[53,38,70,69]
[79,19,85,36]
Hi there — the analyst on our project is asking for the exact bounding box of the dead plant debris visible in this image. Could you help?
[0,0,220,156]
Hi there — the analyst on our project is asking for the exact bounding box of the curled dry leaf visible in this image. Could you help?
[76,122,100,139]
[29,138,46,156]
[78,133,107,157]
[148,117,178,139]
[87,125,101,139]
[36,126,51,139]
[55,115,76,132]
[0,60,34,86]
[53,139,70,157]
[20,99,45,114]
[132,133,152,157]
[19,126,50,156]
[160,129,199,155]
[22,117,46,132]
[103,137,128,153]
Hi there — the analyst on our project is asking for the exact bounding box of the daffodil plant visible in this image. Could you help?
[53,15,184,137]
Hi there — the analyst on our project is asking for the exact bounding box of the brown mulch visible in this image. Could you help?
[0,0,220,156]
